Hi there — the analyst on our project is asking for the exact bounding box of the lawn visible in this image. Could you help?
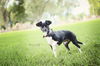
[0,19,100,66]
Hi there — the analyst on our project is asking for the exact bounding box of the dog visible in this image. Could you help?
[36,20,83,57]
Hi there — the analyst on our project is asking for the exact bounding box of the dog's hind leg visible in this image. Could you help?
[77,40,83,44]
[63,41,71,54]
[72,40,82,53]
[63,41,70,51]
[74,36,83,45]
[77,40,86,45]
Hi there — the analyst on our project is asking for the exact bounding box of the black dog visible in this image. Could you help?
[36,20,83,57]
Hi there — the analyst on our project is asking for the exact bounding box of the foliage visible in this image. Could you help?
[1,0,99,29]
[0,0,8,26]
[24,0,50,23]
[88,0,100,15]
[42,0,78,18]
[24,0,79,22]
[7,0,26,24]
[0,19,100,66]
[0,0,26,28]
[0,0,82,28]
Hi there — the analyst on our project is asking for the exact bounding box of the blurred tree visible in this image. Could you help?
[0,0,87,30]
[5,0,26,27]
[0,0,8,30]
[88,0,100,16]
[42,0,79,19]
[24,0,78,23]
[0,0,26,29]
[24,0,50,24]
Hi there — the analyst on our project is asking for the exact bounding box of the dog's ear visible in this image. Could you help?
[36,21,42,27]
[45,20,52,25]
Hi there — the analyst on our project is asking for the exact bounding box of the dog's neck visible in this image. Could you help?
[43,29,54,38]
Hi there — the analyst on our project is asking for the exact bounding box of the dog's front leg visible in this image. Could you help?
[52,45,57,57]
[49,45,52,49]
[52,41,58,57]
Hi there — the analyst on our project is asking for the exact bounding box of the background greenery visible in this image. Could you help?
[0,0,100,30]
[88,0,100,16]
[0,19,100,66]
[0,0,100,66]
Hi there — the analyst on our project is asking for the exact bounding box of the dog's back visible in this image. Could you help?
[47,30,76,45]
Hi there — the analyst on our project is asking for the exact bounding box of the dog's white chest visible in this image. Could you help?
[45,37,57,46]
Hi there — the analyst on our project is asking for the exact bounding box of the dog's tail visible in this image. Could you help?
[77,41,83,44]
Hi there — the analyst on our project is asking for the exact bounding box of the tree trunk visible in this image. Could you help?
[8,11,13,28]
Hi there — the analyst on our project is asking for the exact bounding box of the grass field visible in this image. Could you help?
[0,19,100,66]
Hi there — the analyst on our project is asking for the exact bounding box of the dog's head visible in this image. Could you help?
[36,20,52,32]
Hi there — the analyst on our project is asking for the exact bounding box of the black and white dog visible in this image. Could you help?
[36,20,83,57]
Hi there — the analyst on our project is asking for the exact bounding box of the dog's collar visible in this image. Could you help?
[43,29,53,38]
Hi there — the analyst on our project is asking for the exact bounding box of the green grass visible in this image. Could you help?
[0,19,100,66]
